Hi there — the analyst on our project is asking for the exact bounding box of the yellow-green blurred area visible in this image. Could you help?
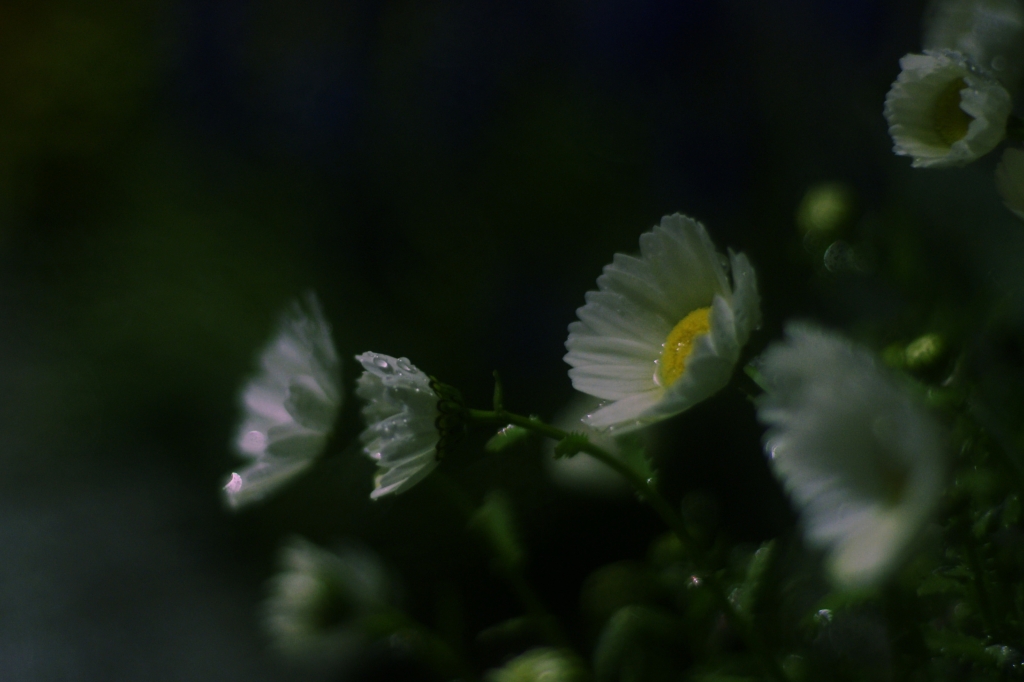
[7,0,1024,679]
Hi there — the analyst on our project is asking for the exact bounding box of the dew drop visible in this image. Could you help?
[374,357,390,369]
[396,358,413,372]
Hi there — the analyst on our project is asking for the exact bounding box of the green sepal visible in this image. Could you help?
[485,424,531,453]
[469,491,525,571]
[743,363,769,391]
[554,432,589,458]
[429,376,467,460]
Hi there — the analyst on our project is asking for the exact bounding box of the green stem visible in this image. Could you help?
[468,408,790,682]
[432,472,578,654]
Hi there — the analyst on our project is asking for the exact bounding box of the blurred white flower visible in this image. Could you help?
[884,50,1011,168]
[356,352,447,499]
[996,147,1024,219]
[223,294,341,509]
[543,394,647,497]
[264,537,396,662]
[756,324,947,589]
[564,213,760,433]
[924,0,1024,91]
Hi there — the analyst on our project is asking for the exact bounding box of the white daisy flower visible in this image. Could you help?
[264,537,396,662]
[356,352,452,499]
[884,50,1012,168]
[563,213,760,433]
[924,0,1024,91]
[995,147,1024,219]
[223,294,341,509]
[756,324,947,589]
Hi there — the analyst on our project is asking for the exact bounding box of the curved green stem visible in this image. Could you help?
[468,408,789,682]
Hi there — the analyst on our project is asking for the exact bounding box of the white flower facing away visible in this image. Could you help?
[884,50,1011,168]
[995,147,1024,219]
[355,352,441,499]
[264,537,395,662]
[224,294,341,509]
[564,213,760,433]
[756,324,947,589]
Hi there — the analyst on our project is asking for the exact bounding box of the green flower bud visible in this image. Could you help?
[797,182,856,234]
[904,333,945,369]
[486,648,587,682]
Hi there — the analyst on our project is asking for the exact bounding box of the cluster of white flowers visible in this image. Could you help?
[225,205,951,591]
[223,294,341,509]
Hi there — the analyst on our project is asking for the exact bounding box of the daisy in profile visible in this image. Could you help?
[264,537,396,662]
[756,324,947,589]
[884,50,1011,168]
[223,294,341,509]
[564,213,760,433]
[995,147,1024,219]
[356,352,458,499]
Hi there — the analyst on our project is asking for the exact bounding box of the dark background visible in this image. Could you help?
[4,0,1018,679]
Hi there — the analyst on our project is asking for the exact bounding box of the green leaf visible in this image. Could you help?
[917,571,968,597]
[476,616,534,643]
[735,540,775,617]
[592,606,685,682]
[485,425,531,453]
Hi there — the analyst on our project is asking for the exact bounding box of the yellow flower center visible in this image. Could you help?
[933,78,973,146]
[658,307,711,387]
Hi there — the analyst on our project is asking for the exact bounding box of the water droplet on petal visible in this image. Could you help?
[396,358,413,372]
[374,357,390,369]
